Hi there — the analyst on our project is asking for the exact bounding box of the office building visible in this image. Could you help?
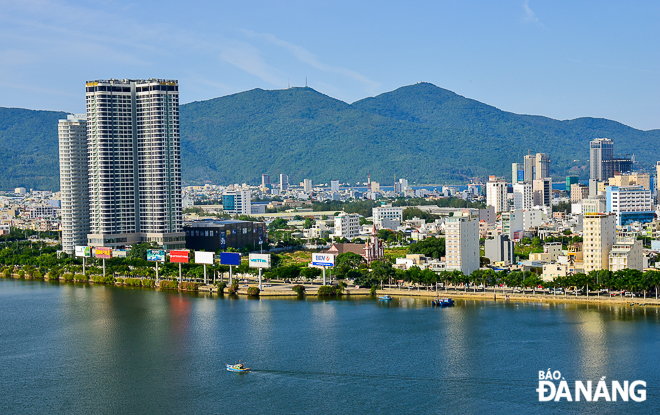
[261,174,271,189]
[524,154,536,183]
[445,210,480,276]
[222,189,252,216]
[570,183,589,204]
[533,178,552,207]
[535,153,550,179]
[590,138,614,181]
[657,161,660,201]
[279,174,289,191]
[582,196,606,215]
[501,209,523,240]
[184,219,266,251]
[512,163,523,185]
[334,212,360,239]
[330,180,339,192]
[58,114,90,254]
[583,213,616,273]
[606,185,654,225]
[372,205,403,229]
[85,79,184,250]
[303,179,313,192]
[608,172,650,190]
[566,176,579,197]
[484,234,515,265]
[486,176,507,213]
[512,183,533,211]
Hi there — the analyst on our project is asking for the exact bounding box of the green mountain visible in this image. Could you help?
[1,82,659,191]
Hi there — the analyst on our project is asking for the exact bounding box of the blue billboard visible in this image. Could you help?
[517,170,525,182]
[220,252,241,266]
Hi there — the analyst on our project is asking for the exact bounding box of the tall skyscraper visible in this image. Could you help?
[533,178,552,207]
[330,180,339,192]
[535,153,550,179]
[511,162,523,184]
[222,189,252,215]
[583,213,616,273]
[261,174,270,188]
[523,154,536,183]
[512,183,533,210]
[84,79,184,249]
[58,114,90,254]
[486,176,507,213]
[279,174,289,191]
[303,179,313,192]
[590,138,614,181]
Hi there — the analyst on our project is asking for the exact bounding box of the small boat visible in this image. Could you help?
[226,362,250,373]
[378,295,393,301]
[432,298,455,307]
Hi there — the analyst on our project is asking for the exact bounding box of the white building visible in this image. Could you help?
[582,196,606,215]
[533,178,552,207]
[445,210,480,276]
[512,183,533,211]
[486,177,507,214]
[223,190,252,215]
[330,180,339,192]
[501,209,523,240]
[609,237,643,272]
[334,212,360,239]
[606,185,654,226]
[58,114,90,254]
[85,79,184,250]
[373,205,403,229]
[303,179,313,192]
[583,213,617,273]
[523,208,545,230]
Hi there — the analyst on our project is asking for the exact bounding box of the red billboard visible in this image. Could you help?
[94,247,112,259]
[169,250,190,263]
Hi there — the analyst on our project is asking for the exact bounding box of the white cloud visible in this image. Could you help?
[242,30,380,94]
[522,0,542,26]
[219,42,286,87]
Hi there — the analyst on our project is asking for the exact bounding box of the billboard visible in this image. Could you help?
[220,252,241,266]
[94,247,112,259]
[147,249,165,262]
[75,246,90,258]
[220,231,226,249]
[312,253,335,267]
[248,253,271,269]
[169,250,190,263]
[195,251,215,265]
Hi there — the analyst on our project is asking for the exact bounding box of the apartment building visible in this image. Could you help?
[445,210,480,276]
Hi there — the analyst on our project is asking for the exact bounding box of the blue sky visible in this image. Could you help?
[1,0,659,130]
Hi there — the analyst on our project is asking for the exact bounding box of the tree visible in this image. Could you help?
[407,237,445,259]
[269,218,288,230]
[303,218,316,229]
[371,260,395,288]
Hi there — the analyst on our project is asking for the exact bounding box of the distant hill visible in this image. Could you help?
[1,82,659,191]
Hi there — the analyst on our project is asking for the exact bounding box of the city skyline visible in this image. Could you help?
[1,1,659,130]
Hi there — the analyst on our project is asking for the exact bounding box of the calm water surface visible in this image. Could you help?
[0,279,658,414]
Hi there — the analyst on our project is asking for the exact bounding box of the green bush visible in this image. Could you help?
[125,278,142,287]
[317,285,334,296]
[247,287,260,296]
[216,281,227,293]
[180,282,200,291]
[62,273,74,281]
[74,274,88,282]
[17,270,25,278]
[228,282,239,294]
[46,272,59,280]
[160,280,179,290]
[116,277,124,284]
[292,285,306,295]
[370,286,377,296]
[33,270,43,279]
[141,279,155,288]
[2,269,10,278]
[91,275,114,284]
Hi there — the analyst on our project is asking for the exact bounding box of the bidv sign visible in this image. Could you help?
[248,253,271,269]
[312,253,335,267]
[537,369,646,402]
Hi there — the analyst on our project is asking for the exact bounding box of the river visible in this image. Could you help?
[0,279,657,414]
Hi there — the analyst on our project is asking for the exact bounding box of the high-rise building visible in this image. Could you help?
[330,180,339,192]
[566,176,579,197]
[372,205,403,229]
[59,114,90,254]
[608,172,650,190]
[512,183,533,210]
[445,210,480,276]
[656,161,660,202]
[606,185,654,225]
[512,162,523,185]
[570,183,589,204]
[84,79,184,249]
[303,179,313,192]
[261,174,270,188]
[533,178,552,207]
[583,213,616,273]
[334,212,360,239]
[486,176,507,213]
[222,189,252,216]
[523,154,536,183]
[535,153,550,179]
[279,174,289,191]
[590,138,614,181]
[399,178,409,191]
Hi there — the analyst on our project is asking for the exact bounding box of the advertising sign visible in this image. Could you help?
[94,247,112,259]
[147,249,165,262]
[169,250,190,263]
[220,231,226,249]
[194,251,215,265]
[220,252,241,266]
[248,253,271,269]
[312,253,335,267]
[75,246,90,258]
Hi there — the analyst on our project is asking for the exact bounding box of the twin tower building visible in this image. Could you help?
[58,79,185,255]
